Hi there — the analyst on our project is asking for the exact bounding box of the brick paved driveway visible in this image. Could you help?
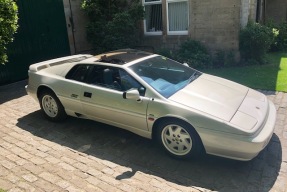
[0,80,286,192]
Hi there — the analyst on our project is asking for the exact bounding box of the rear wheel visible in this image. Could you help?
[156,119,203,158]
[39,90,67,121]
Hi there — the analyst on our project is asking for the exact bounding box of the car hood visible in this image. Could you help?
[169,74,249,121]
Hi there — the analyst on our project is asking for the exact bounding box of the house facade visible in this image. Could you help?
[56,0,286,57]
[139,0,259,58]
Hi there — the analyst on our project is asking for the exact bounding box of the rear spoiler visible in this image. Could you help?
[29,54,93,72]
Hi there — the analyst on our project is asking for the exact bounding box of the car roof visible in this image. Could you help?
[81,49,154,66]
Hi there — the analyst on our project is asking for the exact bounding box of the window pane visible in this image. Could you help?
[168,1,188,31]
[88,66,122,91]
[145,4,162,32]
[119,69,143,92]
[66,65,91,82]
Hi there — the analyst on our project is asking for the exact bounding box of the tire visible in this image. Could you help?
[156,119,203,159]
[39,90,67,122]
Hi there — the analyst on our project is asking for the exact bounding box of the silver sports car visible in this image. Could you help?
[25,49,276,161]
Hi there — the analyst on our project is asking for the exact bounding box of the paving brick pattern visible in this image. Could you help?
[0,80,286,192]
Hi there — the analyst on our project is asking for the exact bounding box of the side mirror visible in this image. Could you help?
[123,89,142,102]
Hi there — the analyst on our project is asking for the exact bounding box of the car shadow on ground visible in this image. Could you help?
[17,111,282,192]
[0,80,27,104]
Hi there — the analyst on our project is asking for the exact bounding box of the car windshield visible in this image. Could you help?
[129,56,201,98]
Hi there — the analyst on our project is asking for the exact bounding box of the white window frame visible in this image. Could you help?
[167,0,189,35]
[143,0,163,35]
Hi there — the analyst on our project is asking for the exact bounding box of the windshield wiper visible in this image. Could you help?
[187,72,197,84]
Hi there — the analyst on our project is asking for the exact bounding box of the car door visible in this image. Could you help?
[57,64,92,115]
[81,66,150,132]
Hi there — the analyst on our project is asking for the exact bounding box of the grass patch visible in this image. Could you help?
[0,189,6,192]
[202,52,287,92]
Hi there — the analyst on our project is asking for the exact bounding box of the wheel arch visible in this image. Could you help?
[37,85,67,121]
[152,116,206,152]
[37,85,56,100]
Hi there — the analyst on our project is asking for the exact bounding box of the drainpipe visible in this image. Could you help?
[68,0,77,54]
[263,0,266,23]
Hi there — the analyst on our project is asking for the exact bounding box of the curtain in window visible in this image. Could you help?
[145,4,163,32]
[168,1,188,31]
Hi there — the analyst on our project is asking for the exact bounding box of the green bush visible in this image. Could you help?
[239,22,274,64]
[225,51,236,66]
[277,23,287,51]
[272,22,287,51]
[82,0,144,53]
[0,0,18,64]
[213,50,236,68]
[176,39,212,69]
[213,50,225,68]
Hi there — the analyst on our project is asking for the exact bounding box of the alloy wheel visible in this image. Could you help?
[161,124,192,156]
[42,95,58,117]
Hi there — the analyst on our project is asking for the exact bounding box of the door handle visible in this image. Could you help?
[71,94,78,98]
[84,92,92,98]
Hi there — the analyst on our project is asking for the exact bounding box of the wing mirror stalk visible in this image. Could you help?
[123,89,142,103]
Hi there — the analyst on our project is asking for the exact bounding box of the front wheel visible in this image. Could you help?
[156,120,203,159]
[39,90,67,122]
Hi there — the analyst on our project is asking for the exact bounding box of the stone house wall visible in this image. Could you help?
[266,0,287,23]
[140,0,257,59]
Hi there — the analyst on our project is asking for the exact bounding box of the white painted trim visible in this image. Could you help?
[166,0,189,35]
[144,0,162,5]
[143,0,163,35]
[168,31,188,35]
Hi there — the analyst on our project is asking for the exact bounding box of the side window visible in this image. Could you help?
[119,70,140,90]
[119,69,146,96]
[66,65,91,82]
[87,66,145,95]
[88,66,122,91]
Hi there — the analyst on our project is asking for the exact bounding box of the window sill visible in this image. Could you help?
[144,32,163,36]
[167,31,188,35]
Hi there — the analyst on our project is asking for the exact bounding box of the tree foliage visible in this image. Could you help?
[81,0,144,53]
[0,0,18,64]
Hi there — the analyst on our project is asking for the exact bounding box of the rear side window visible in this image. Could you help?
[66,65,91,82]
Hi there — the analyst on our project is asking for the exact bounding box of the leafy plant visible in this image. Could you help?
[239,22,274,64]
[225,50,236,66]
[272,22,287,51]
[276,23,287,51]
[82,0,144,53]
[213,50,236,68]
[176,39,212,69]
[213,50,225,68]
[0,0,18,64]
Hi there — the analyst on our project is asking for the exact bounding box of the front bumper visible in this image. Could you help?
[200,100,276,161]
